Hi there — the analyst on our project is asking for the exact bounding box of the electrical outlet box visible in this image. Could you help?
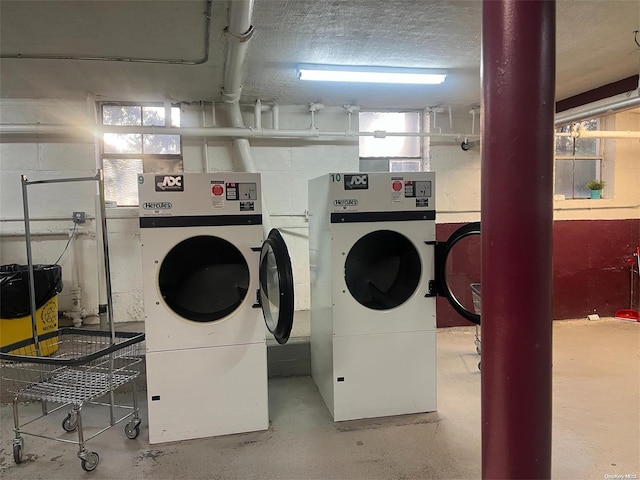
[72,211,86,224]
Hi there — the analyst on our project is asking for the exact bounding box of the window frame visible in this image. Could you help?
[358,109,426,173]
[554,117,605,200]
[99,101,184,207]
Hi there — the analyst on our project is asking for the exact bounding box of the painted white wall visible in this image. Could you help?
[0,100,358,323]
[429,112,482,224]
[553,109,640,221]
[1,99,637,326]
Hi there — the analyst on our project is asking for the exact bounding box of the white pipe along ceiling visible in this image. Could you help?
[221,0,277,235]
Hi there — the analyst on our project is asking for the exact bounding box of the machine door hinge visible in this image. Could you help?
[252,289,261,308]
[424,241,445,297]
[425,280,438,297]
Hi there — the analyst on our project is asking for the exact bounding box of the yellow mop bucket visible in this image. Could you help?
[0,264,62,356]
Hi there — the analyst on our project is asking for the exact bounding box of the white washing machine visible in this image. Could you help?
[138,172,294,444]
[309,172,439,421]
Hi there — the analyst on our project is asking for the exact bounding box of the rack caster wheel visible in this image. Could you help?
[13,438,24,464]
[124,420,141,439]
[81,451,99,472]
[62,412,78,432]
[478,361,482,371]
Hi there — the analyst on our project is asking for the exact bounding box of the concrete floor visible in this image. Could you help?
[0,318,638,479]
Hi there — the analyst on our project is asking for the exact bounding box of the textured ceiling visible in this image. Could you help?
[0,0,638,112]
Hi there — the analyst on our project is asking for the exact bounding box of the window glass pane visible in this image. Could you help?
[102,105,141,126]
[143,106,165,126]
[390,160,421,172]
[573,159,600,198]
[555,120,600,157]
[143,134,181,154]
[360,158,390,172]
[554,160,574,198]
[575,119,599,156]
[103,133,142,154]
[143,158,183,173]
[359,112,420,157]
[555,126,573,156]
[171,107,181,127]
[103,158,143,206]
[101,102,183,207]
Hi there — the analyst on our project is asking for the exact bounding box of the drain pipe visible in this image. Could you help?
[87,96,109,330]
[222,0,273,234]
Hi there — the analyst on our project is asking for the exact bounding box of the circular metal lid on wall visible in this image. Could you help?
[260,229,294,344]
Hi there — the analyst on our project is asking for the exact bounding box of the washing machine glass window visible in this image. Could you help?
[260,229,294,344]
[158,235,250,322]
[344,230,421,310]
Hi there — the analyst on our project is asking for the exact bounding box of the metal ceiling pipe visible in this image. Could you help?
[0,123,482,139]
[557,129,640,139]
[221,0,275,233]
[555,89,640,126]
[481,1,554,478]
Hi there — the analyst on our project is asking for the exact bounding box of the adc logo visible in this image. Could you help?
[155,175,184,192]
[343,174,368,190]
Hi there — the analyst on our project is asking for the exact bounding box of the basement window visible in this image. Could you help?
[554,118,603,199]
[100,103,183,206]
[359,111,425,172]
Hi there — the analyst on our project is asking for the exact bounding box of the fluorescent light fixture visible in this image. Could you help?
[297,64,447,85]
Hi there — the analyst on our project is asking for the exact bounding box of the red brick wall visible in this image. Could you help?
[435,219,640,327]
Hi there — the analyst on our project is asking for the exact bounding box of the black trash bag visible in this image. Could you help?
[0,264,63,319]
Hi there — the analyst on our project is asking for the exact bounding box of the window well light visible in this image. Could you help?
[297,64,447,85]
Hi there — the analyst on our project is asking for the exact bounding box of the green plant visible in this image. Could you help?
[585,179,606,190]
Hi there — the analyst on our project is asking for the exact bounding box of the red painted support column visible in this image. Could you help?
[481,1,555,478]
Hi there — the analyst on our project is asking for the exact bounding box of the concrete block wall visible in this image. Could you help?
[0,100,358,323]
[1,99,638,329]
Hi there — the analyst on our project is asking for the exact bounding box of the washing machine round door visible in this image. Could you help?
[345,230,422,310]
[158,235,250,322]
[259,229,294,344]
[436,222,481,325]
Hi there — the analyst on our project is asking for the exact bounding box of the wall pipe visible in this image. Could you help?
[201,101,210,171]
[556,129,640,139]
[254,100,262,130]
[0,216,95,222]
[555,89,640,126]
[0,230,91,238]
[0,123,479,140]
[5,121,637,140]
[86,96,109,330]
[222,0,275,234]
[481,1,554,478]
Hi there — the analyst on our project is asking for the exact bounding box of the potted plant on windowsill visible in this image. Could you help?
[585,179,606,199]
